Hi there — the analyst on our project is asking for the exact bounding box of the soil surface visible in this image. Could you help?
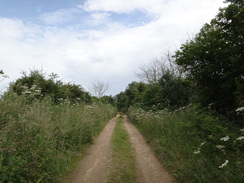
[68,115,118,183]
[68,114,174,183]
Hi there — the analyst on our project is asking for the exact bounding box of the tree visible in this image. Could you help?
[157,71,193,109]
[135,53,180,84]
[101,95,116,106]
[174,0,244,121]
[141,71,193,110]
[90,79,110,98]
[9,69,91,103]
[116,82,147,112]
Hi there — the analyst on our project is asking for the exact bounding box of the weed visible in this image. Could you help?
[0,94,116,182]
[108,116,137,183]
[128,105,244,183]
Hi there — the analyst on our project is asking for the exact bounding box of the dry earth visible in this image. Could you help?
[68,115,118,183]
[68,114,175,183]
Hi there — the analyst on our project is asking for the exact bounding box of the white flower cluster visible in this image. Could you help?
[193,134,243,169]
[58,98,71,105]
[219,160,229,169]
[193,142,206,154]
[220,136,230,141]
[193,149,201,154]
[236,136,244,141]
[236,107,244,114]
[216,145,225,152]
[21,84,42,96]
[216,145,225,149]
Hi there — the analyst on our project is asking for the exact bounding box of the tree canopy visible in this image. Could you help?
[174,0,243,121]
[8,69,91,104]
[116,59,192,112]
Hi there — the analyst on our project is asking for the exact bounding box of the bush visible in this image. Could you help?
[174,0,244,123]
[10,69,91,104]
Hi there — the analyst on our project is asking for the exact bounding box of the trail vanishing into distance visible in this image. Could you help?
[68,114,174,183]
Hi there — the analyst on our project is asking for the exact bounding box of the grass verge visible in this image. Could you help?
[128,106,244,183]
[0,93,117,183]
[107,115,137,183]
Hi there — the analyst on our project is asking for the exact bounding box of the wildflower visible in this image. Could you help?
[208,103,213,109]
[218,160,229,169]
[236,136,244,141]
[23,90,32,94]
[216,145,225,149]
[193,150,201,154]
[179,106,185,110]
[193,148,201,154]
[220,136,230,141]
[200,142,206,146]
[236,107,244,113]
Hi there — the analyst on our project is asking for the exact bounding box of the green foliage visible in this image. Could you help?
[100,95,116,106]
[174,1,244,122]
[142,84,165,109]
[128,106,244,183]
[116,92,129,113]
[116,72,193,112]
[116,82,147,112]
[9,69,91,104]
[0,93,116,182]
[142,72,193,110]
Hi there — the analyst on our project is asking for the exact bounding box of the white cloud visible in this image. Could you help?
[0,0,226,95]
[90,12,110,25]
[82,0,224,18]
[38,8,81,25]
[82,0,164,14]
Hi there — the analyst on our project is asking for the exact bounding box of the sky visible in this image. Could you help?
[0,0,226,96]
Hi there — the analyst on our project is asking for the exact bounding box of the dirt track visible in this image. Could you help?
[68,115,174,183]
[124,115,174,183]
[68,115,118,183]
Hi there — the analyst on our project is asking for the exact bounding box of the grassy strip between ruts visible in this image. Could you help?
[107,114,137,183]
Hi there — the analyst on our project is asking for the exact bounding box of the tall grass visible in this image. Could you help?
[128,106,244,183]
[0,93,116,182]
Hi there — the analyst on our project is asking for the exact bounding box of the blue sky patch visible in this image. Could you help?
[0,0,85,19]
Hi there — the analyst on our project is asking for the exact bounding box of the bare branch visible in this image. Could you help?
[90,79,110,98]
[135,52,183,83]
